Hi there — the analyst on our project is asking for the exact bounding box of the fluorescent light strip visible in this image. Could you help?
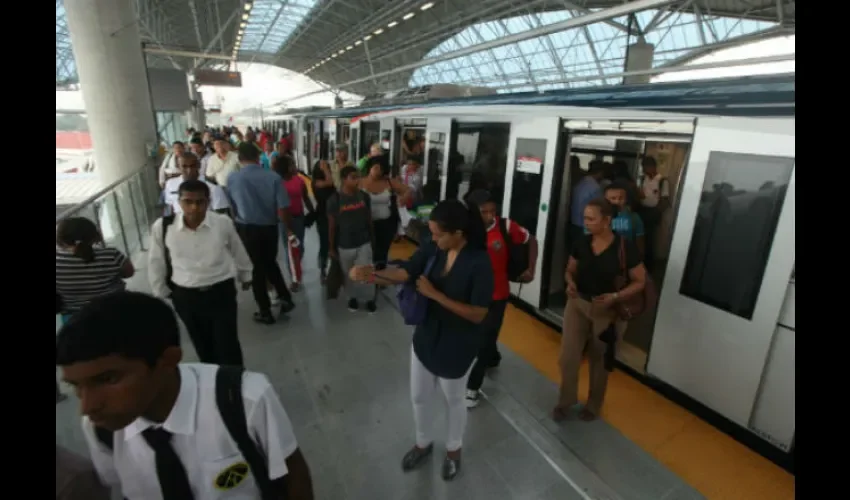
[373,28,384,35]
[421,2,434,11]
[403,12,415,20]
[388,21,398,28]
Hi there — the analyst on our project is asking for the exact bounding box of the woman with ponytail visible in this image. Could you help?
[349,199,493,481]
[56,217,135,322]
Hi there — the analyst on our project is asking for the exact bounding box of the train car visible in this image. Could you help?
[295,73,795,467]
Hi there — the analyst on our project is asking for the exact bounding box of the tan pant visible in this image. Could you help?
[558,297,627,415]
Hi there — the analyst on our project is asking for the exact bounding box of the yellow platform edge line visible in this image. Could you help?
[388,240,794,500]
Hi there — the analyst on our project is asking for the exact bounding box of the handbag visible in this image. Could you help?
[613,237,657,320]
[396,254,437,325]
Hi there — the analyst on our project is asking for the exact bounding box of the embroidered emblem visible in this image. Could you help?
[214,461,250,490]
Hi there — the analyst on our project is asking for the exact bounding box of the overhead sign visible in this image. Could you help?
[193,69,243,88]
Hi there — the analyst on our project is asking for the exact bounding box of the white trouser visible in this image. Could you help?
[338,243,375,301]
[410,347,475,452]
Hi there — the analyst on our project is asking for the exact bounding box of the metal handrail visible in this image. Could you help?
[56,163,151,223]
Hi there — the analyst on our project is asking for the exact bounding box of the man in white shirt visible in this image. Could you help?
[149,179,252,367]
[56,291,315,500]
[205,137,241,188]
[163,153,229,216]
[638,156,670,271]
[188,138,212,178]
[158,141,185,188]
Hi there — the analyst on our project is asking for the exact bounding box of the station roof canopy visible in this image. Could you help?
[57,0,794,96]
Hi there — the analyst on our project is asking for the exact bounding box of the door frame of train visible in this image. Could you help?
[646,116,796,429]
[503,116,561,307]
[424,117,452,201]
[380,117,395,164]
[538,121,570,310]
[349,120,360,161]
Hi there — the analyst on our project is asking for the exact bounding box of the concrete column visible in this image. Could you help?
[196,91,207,129]
[623,39,655,85]
[64,0,158,186]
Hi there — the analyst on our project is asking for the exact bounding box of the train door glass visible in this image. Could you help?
[360,122,380,159]
[351,127,360,162]
[423,131,445,205]
[446,123,510,203]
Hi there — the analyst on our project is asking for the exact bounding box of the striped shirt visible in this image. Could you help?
[56,246,128,314]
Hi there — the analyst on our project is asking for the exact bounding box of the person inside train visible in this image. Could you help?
[348,199,493,481]
[597,181,645,260]
[356,143,384,174]
[637,156,670,272]
[611,160,641,212]
[401,129,423,162]
[360,156,409,266]
[397,156,424,240]
[464,189,538,408]
[568,160,605,250]
[555,198,647,422]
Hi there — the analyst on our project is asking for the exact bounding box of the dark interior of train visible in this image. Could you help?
[446,123,511,203]
[541,127,692,373]
[393,125,426,177]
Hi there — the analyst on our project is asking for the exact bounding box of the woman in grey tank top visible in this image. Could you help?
[361,157,409,265]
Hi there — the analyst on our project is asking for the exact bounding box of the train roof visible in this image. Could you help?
[304,73,794,120]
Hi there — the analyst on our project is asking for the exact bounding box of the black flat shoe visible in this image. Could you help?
[441,454,461,481]
[401,444,433,472]
[253,311,276,324]
[280,301,295,314]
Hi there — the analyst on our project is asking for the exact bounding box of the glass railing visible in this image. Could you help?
[55,164,161,260]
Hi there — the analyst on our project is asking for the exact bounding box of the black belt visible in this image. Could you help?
[172,278,233,293]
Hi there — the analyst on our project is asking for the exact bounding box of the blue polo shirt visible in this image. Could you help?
[570,176,602,228]
[226,164,289,226]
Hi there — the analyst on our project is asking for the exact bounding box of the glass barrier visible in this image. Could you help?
[56,165,161,260]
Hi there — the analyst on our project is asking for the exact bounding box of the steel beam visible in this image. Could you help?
[144,47,233,61]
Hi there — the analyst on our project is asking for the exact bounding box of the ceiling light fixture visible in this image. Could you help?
[354,40,362,46]
[364,35,372,41]
[242,13,249,21]
[388,21,398,28]
[403,13,415,20]
[244,2,252,11]
[421,2,434,11]
[346,45,353,50]
[373,28,384,35]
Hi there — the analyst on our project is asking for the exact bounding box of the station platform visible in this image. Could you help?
[56,231,794,500]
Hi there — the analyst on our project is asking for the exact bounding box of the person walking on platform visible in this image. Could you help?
[349,199,493,481]
[148,179,253,367]
[227,142,296,324]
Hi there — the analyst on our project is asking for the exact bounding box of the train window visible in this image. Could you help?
[446,123,510,204]
[508,138,547,235]
[679,151,795,320]
[423,131,445,205]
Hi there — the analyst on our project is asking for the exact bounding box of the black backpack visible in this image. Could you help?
[497,218,530,283]
[93,366,277,500]
[161,215,176,291]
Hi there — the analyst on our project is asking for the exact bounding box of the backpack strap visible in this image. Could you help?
[162,215,176,291]
[497,217,511,249]
[215,365,276,500]
[94,426,114,451]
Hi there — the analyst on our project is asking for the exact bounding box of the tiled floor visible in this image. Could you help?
[56,227,720,499]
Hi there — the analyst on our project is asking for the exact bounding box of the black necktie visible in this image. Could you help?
[141,427,195,500]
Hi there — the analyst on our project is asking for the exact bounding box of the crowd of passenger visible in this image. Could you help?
[55,123,664,499]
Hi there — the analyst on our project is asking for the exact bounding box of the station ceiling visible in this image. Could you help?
[57,0,794,96]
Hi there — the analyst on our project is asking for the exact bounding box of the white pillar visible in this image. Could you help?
[64,0,158,186]
[623,39,655,85]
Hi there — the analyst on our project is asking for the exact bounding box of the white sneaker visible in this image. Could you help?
[465,390,480,409]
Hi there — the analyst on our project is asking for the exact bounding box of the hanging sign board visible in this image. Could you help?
[516,155,543,175]
[193,69,243,88]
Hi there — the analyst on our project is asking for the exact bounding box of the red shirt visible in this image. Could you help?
[486,217,530,300]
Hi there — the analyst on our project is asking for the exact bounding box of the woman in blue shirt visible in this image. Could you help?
[350,199,493,481]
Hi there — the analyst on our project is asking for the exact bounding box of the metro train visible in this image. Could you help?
[263,74,796,469]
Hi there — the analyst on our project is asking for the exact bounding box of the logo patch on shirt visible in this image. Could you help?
[214,461,250,490]
[491,239,503,251]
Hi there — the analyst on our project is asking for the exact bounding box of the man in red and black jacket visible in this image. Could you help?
[464,189,538,408]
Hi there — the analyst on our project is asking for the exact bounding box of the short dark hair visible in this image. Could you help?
[585,197,616,218]
[588,160,605,174]
[642,156,657,168]
[340,165,358,180]
[178,179,210,198]
[189,138,204,147]
[180,152,198,164]
[172,141,184,147]
[466,189,496,207]
[237,142,261,162]
[604,180,630,193]
[56,291,180,367]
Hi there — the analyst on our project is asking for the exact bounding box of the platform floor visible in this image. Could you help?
[56,228,793,499]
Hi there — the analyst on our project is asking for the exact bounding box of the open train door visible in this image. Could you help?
[423,117,451,203]
[647,116,795,452]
